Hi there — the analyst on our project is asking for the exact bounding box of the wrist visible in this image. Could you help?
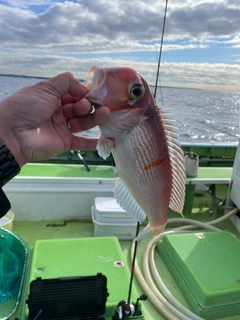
[0,110,25,167]
[0,131,25,167]
[0,138,21,186]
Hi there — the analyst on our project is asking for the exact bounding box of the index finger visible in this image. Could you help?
[48,72,89,98]
[61,94,82,105]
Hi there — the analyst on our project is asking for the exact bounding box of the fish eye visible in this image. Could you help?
[128,83,145,100]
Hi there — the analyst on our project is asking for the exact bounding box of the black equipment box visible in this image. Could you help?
[26,273,109,320]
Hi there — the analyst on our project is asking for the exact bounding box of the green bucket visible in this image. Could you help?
[0,227,28,320]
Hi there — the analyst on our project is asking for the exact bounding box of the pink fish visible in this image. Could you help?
[85,66,185,241]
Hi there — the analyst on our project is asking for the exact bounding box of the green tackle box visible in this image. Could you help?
[157,231,240,319]
[20,236,144,320]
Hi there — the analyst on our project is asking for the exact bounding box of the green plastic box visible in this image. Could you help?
[21,236,144,319]
[157,231,240,319]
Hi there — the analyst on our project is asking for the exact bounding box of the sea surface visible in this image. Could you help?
[0,75,239,144]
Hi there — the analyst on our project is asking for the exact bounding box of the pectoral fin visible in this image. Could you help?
[97,134,115,160]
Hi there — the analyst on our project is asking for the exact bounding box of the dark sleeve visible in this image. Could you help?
[0,138,20,218]
[0,187,11,218]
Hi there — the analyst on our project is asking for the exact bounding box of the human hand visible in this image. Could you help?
[0,72,110,167]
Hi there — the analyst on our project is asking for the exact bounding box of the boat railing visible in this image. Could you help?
[34,142,238,168]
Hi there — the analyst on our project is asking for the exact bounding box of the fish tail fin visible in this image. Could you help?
[134,222,166,241]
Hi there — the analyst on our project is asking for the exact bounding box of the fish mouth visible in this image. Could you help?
[84,66,108,106]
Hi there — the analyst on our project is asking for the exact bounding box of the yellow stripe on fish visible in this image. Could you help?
[144,155,168,171]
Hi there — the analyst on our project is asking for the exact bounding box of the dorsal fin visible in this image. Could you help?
[157,107,186,215]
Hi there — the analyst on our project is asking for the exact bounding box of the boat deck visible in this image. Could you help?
[11,212,240,320]
[2,163,240,320]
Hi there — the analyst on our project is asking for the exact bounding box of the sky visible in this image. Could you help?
[0,0,240,91]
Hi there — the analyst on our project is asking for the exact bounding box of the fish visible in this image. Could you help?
[84,66,186,241]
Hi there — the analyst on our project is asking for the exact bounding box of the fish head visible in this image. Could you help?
[84,66,149,113]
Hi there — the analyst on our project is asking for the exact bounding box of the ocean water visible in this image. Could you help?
[0,75,239,144]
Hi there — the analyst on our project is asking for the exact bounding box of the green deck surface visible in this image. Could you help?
[5,164,240,320]
[11,212,240,320]
[19,163,117,178]
[188,167,232,183]
[19,164,232,183]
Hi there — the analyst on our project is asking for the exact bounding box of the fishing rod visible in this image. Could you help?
[153,0,168,99]
[112,222,148,320]
[127,223,140,304]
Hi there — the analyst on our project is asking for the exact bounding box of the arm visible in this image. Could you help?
[0,72,109,167]
[0,72,110,217]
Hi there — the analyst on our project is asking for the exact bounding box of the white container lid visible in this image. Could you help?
[94,197,137,223]
[94,197,126,213]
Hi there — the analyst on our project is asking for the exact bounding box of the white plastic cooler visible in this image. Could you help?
[92,197,138,240]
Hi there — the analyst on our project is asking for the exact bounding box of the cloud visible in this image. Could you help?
[1,0,239,51]
[167,1,240,38]
[0,1,161,51]
[0,51,239,91]
[1,0,57,9]
[0,0,239,90]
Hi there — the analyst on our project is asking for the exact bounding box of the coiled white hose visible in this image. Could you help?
[131,208,239,320]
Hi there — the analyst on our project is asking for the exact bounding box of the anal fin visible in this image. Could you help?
[114,179,146,224]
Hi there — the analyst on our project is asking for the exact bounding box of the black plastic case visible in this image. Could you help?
[26,273,109,320]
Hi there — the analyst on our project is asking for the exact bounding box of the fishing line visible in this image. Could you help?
[127,222,140,304]
[126,0,169,308]
[126,0,169,310]
[153,0,168,99]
